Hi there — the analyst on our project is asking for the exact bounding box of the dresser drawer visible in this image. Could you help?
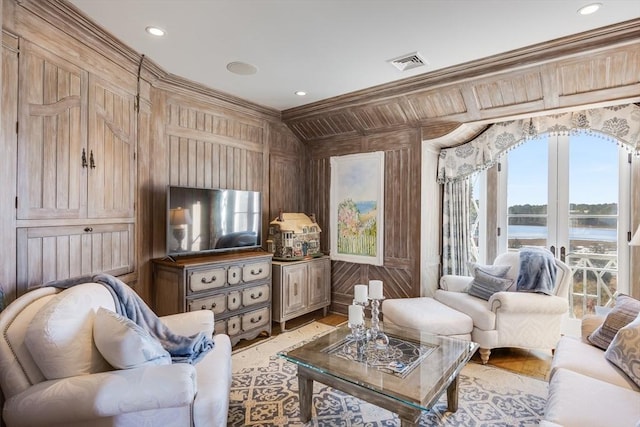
[214,319,226,335]
[242,261,270,282]
[189,267,227,292]
[227,291,242,310]
[188,294,227,314]
[227,266,242,285]
[241,307,269,331]
[242,284,270,307]
[227,316,241,336]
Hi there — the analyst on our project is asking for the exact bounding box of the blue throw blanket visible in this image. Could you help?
[45,274,214,364]
[516,247,557,295]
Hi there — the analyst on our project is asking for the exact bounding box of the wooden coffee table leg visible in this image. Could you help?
[446,375,459,412]
[298,370,313,422]
[400,413,421,426]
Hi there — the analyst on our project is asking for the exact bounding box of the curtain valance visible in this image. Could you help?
[437,103,640,183]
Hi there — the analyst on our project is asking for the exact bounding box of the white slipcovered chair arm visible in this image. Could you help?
[4,364,196,427]
[489,292,569,314]
[160,309,214,337]
[439,275,473,293]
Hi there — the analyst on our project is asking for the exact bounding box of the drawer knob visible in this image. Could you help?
[211,302,217,309]
[201,275,217,284]
[201,305,206,310]
[250,268,263,275]
[250,315,263,324]
[250,291,263,300]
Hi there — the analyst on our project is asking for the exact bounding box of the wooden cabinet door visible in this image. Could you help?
[16,223,135,296]
[87,75,136,219]
[282,264,307,316]
[17,41,88,220]
[308,258,330,307]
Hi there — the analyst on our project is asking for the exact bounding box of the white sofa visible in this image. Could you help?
[435,251,571,363]
[0,281,232,427]
[541,314,640,427]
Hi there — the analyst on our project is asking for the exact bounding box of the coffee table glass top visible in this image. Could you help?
[278,322,478,411]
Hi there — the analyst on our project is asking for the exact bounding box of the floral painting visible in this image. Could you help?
[330,152,384,265]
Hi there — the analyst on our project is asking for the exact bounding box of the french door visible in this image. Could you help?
[498,133,631,317]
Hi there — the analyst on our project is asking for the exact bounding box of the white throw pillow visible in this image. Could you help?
[24,283,113,380]
[604,311,640,388]
[93,307,171,369]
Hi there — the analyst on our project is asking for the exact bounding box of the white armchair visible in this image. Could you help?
[434,251,571,364]
[0,281,232,427]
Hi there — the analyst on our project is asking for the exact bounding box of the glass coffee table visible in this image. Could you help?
[278,322,478,426]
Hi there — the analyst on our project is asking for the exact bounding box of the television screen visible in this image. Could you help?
[167,186,262,256]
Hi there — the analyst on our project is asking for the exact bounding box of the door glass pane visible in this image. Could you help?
[568,133,619,317]
[506,136,548,249]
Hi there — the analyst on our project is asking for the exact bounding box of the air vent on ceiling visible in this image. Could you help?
[387,52,427,71]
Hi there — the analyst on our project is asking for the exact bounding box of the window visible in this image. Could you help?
[493,133,631,317]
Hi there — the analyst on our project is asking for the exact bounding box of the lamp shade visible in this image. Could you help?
[630,225,640,246]
[170,207,192,226]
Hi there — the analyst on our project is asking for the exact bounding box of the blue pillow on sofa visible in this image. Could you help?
[467,268,513,301]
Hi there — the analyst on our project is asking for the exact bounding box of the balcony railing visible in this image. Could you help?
[566,253,618,318]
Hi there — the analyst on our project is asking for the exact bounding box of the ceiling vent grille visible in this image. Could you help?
[387,52,427,71]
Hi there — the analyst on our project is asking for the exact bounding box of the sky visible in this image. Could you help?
[506,133,619,207]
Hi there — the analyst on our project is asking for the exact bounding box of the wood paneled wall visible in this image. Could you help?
[0,0,292,307]
[306,129,421,314]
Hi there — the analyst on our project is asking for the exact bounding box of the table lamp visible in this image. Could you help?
[170,207,192,251]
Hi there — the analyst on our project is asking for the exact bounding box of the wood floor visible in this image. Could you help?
[234,310,553,381]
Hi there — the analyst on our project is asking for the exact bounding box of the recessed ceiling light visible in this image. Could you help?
[226,61,258,75]
[145,26,166,37]
[577,3,602,15]
[295,91,307,96]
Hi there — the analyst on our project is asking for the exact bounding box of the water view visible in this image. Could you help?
[508,225,617,242]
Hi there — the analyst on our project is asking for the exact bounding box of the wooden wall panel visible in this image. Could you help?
[308,129,421,315]
[407,87,468,120]
[283,31,640,142]
[0,31,19,302]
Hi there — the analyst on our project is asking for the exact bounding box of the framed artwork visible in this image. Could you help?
[330,151,384,266]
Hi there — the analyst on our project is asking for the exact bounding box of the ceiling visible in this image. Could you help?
[68,0,640,112]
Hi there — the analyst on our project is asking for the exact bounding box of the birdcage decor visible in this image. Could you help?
[267,212,323,260]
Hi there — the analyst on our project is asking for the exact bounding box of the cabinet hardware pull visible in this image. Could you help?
[250,315,262,324]
[250,268,263,275]
[232,297,237,303]
[81,149,88,168]
[201,276,217,284]
[201,305,206,310]
[211,302,217,308]
[89,150,96,169]
[294,283,298,296]
[560,246,566,263]
[250,291,263,300]
[84,227,93,232]
[232,272,237,278]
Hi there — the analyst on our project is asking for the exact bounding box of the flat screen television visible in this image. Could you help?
[166,185,262,257]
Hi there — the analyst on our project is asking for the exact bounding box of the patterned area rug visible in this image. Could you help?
[229,323,548,426]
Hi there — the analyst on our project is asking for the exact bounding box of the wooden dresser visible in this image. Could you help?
[152,251,273,346]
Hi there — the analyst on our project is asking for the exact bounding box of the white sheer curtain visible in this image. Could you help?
[442,179,472,275]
